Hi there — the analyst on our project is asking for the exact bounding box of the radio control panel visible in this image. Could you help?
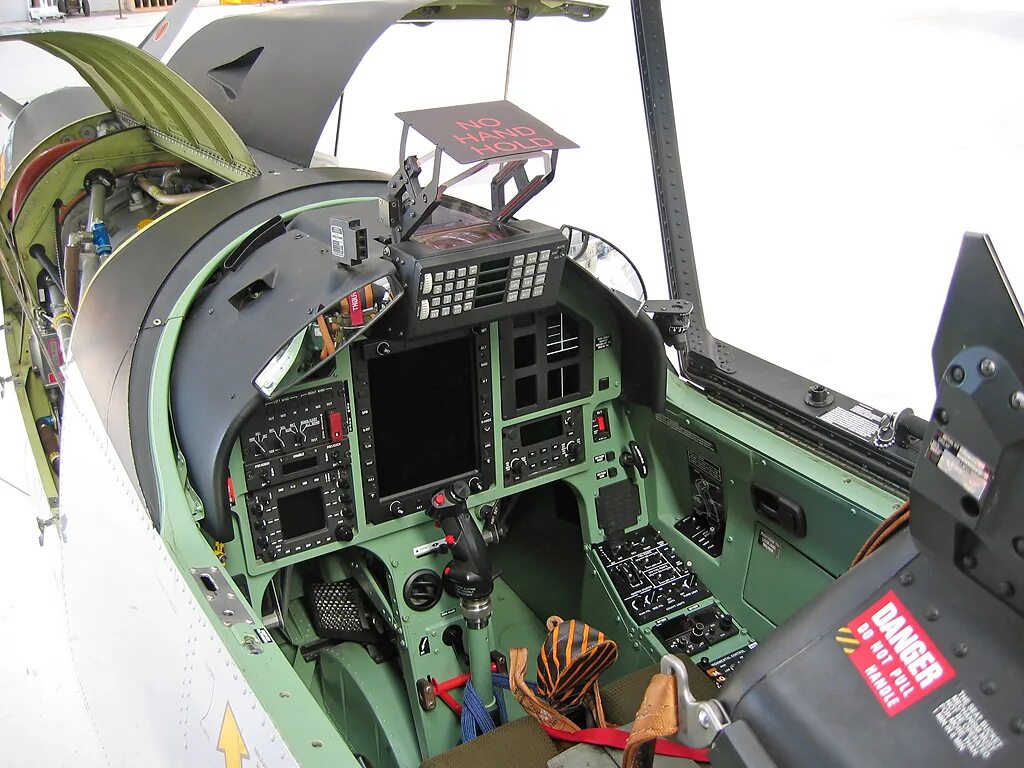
[501,406,585,486]
[237,382,355,563]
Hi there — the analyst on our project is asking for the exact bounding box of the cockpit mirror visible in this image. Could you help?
[255,274,404,397]
[561,225,647,316]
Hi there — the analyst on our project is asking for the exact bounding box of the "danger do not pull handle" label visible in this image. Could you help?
[836,590,956,716]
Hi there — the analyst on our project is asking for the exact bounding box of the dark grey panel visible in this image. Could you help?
[720,531,1024,766]
[167,1,425,167]
[9,86,105,169]
[70,168,388,525]
[170,221,396,542]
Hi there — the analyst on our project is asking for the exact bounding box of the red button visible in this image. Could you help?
[596,414,607,432]
[433,492,447,506]
[444,534,456,545]
[226,477,235,504]
[328,411,344,442]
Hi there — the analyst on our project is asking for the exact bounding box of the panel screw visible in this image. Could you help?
[935,408,949,425]
[925,607,940,621]
[961,554,977,570]
[1011,718,1024,735]
[1011,392,1024,410]
[899,572,913,586]
[981,680,998,696]
[953,643,968,657]
[948,365,965,384]
[979,359,997,377]
[999,581,1015,597]
[1013,537,1024,559]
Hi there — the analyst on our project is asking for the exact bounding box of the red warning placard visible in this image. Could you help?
[396,100,578,164]
[837,590,955,716]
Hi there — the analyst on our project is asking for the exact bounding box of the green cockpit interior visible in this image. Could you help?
[158,195,900,767]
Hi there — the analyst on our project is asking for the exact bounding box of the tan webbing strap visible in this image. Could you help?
[508,647,580,732]
[622,673,680,768]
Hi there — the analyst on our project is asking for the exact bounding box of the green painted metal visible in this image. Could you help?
[0,32,258,180]
[135,184,906,766]
[744,523,834,625]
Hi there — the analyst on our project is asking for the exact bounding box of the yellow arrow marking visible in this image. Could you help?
[218,704,249,768]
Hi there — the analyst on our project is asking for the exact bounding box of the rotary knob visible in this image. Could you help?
[509,458,527,477]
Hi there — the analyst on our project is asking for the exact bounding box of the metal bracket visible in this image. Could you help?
[190,566,257,628]
[37,513,67,546]
[661,654,730,749]
[645,298,693,350]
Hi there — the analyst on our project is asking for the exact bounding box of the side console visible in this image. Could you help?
[237,383,356,562]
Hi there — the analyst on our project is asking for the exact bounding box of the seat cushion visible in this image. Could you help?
[419,715,560,768]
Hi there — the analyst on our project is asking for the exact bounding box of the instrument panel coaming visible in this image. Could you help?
[226,262,631,576]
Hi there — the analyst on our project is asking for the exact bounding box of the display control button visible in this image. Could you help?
[422,273,433,293]
[419,300,430,320]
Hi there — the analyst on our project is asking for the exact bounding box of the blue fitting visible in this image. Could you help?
[92,221,112,258]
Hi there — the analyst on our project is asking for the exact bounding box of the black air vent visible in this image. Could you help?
[403,569,443,611]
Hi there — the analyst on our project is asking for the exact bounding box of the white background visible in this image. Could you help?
[2,2,1023,764]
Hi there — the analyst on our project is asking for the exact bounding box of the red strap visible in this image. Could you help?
[541,724,710,763]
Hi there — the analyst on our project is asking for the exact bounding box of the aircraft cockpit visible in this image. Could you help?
[164,101,737,763]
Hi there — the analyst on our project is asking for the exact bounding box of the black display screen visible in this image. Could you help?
[281,455,318,475]
[520,414,563,446]
[368,336,478,498]
[278,487,326,539]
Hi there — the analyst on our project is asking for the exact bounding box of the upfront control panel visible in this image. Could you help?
[593,526,709,624]
[502,406,585,486]
[388,220,567,337]
[237,383,355,562]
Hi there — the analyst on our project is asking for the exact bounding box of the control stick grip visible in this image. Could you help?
[430,481,494,600]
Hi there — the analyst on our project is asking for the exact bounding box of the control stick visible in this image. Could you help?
[429,479,496,707]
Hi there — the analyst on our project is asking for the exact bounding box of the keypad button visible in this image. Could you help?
[433,285,443,295]
[456,280,465,290]
[464,302,473,311]
[523,277,534,288]
[434,271,444,282]
[538,262,548,274]
[512,255,525,267]
[468,264,479,275]
[453,304,463,315]
[431,297,441,307]
[509,280,521,291]
[441,306,451,316]
[430,309,440,319]
[442,295,452,305]
[526,252,538,265]
[454,292,464,302]
[444,282,454,292]
[540,250,550,262]
[465,289,475,299]
[457,267,467,278]
[467,277,477,287]
[511,268,523,279]
[519,290,531,300]
[422,273,434,293]
[506,293,518,302]
[445,269,456,280]
[536,274,546,285]
[524,264,536,276]
[532,286,544,297]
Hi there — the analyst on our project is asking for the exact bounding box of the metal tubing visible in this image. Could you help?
[87,182,108,228]
[134,176,205,206]
[463,604,495,709]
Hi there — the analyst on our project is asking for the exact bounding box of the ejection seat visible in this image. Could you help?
[420,656,717,768]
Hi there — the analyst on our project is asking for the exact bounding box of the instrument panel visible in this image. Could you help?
[227,213,623,571]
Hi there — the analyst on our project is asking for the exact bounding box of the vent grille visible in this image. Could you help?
[404,569,444,611]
